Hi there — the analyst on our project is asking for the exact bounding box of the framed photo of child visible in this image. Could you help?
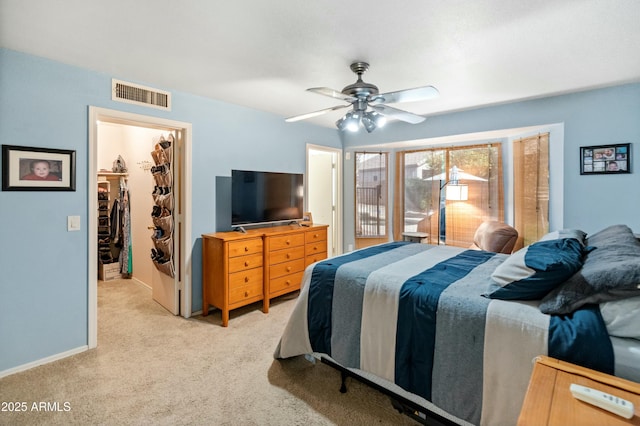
[580,143,631,175]
[2,145,76,191]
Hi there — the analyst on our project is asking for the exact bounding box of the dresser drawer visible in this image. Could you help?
[228,253,263,273]
[305,228,327,243]
[270,271,304,294]
[228,267,263,289]
[228,281,263,305]
[228,238,263,257]
[269,233,304,251]
[305,252,327,267]
[270,258,305,279]
[269,246,304,265]
[305,241,326,256]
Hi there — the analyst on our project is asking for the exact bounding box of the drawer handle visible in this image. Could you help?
[314,234,319,238]
[285,280,291,286]
[244,276,249,283]
[244,291,249,297]
[286,239,291,245]
[286,253,290,259]
[244,261,250,267]
[313,246,318,251]
[244,246,249,252]
[286,266,291,272]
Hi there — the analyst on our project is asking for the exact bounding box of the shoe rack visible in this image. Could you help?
[150,134,175,277]
[97,179,113,265]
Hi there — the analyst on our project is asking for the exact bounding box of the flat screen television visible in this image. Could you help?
[231,169,304,228]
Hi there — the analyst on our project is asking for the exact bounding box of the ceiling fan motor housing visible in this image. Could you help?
[342,61,379,109]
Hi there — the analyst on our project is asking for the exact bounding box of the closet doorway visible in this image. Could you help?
[88,107,193,349]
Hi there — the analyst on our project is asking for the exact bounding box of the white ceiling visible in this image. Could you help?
[2,0,639,129]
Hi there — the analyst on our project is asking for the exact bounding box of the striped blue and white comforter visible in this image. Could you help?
[274,242,613,425]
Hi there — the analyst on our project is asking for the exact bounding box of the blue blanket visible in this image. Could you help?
[277,242,613,425]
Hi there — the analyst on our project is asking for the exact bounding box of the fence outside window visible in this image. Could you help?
[355,152,387,239]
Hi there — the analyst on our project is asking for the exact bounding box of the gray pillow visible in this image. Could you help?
[539,224,640,314]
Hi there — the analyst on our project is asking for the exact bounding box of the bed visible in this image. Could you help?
[274,224,640,425]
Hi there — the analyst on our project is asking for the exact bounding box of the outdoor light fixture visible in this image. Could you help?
[445,183,469,201]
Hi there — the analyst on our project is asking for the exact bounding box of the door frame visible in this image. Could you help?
[88,106,193,349]
[306,144,343,256]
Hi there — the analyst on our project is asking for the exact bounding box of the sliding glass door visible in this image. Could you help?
[396,144,504,247]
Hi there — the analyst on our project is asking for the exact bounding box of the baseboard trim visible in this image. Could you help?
[131,277,151,290]
[0,345,89,378]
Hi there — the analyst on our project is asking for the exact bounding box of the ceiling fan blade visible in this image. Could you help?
[370,85,439,104]
[285,104,350,122]
[370,104,426,124]
[307,87,357,102]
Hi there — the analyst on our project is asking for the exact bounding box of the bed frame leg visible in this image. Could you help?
[391,398,404,413]
[340,371,348,393]
[319,355,459,426]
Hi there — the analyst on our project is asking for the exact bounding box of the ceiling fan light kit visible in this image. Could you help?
[361,111,386,133]
[286,61,439,133]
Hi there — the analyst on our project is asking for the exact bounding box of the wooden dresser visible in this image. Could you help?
[202,224,328,326]
[305,227,328,266]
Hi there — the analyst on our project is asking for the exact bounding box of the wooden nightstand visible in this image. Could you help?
[518,356,640,425]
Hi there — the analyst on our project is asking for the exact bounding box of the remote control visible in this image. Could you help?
[569,383,635,419]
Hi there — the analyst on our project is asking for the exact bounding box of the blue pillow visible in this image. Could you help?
[538,229,587,247]
[484,238,586,300]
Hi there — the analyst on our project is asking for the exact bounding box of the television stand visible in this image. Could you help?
[234,226,247,234]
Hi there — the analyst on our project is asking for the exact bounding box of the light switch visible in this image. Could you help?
[68,215,81,231]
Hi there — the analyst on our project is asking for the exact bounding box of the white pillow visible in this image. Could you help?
[600,295,640,340]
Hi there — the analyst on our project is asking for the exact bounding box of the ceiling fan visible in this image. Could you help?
[285,61,439,133]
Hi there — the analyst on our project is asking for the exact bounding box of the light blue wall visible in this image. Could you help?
[0,48,340,372]
[340,83,640,250]
[2,46,639,374]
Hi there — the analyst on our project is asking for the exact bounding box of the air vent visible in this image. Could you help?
[112,79,171,111]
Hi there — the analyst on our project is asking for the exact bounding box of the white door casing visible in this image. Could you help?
[306,144,342,257]
[88,106,192,349]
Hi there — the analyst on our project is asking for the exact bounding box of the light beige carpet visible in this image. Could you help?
[0,279,418,425]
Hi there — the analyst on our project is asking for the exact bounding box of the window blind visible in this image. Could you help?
[513,133,550,245]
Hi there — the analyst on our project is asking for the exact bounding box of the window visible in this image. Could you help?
[394,144,503,247]
[355,152,388,247]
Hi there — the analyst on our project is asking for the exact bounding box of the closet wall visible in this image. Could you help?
[97,122,165,287]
